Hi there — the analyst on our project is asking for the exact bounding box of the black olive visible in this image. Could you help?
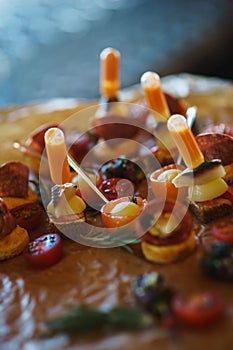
[201,241,233,282]
[133,272,175,318]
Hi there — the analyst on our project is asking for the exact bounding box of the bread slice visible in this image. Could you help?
[141,230,196,264]
[188,197,233,224]
[2,187,38,210]
[0,226,29,261]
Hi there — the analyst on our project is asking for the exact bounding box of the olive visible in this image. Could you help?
[201,241,233,282]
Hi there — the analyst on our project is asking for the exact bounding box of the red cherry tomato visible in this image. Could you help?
[101,196,145,228]
[150,164,187,201]
[11,202,43,230]
[98,178,120,201]
[25,124,58,154]
[172,291,224,327]
[99,178,119,201]
[211,216,233,244]
[23,233,62,269]
[99,178,135,201]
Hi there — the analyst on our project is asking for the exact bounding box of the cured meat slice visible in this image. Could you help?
[0,198,16,239]
[196,133,233,166]
[0,162,29,198]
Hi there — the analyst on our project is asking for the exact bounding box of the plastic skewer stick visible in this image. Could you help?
[141,71,170,120]
[167,113,204,169]
[44,127,71,184]
[100,47,120,100]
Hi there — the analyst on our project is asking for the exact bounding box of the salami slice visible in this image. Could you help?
[0,198,16,239]
[0,162,29,198]
[196,133,233,166]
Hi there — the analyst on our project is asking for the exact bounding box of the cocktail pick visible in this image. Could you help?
[67,154,109,204]
[167,112,204,169]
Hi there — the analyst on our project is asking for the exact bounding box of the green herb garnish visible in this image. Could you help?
[41,305,154,337]
[80,224,138,247]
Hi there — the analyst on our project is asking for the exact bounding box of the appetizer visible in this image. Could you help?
[140,199,196,264]
[141,71,186,166]
[47,183,86,226]
[91,48,148,160]
[0,161,38,210]
[167,114,232,223]
[0,198,29,260]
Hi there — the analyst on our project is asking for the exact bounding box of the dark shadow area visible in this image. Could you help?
[0,0,232,107]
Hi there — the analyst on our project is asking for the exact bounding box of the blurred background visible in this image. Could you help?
[0,0,233,107]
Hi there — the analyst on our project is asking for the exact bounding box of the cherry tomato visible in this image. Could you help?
[25,124,58,155]
[101,196,145,228]
[11,202,43,230]
[172,291,224,327]
[211,216,233,244]
[23,233,62,269]
[98,178,120,201]
[98,177,135,201]
[150,164,187,201]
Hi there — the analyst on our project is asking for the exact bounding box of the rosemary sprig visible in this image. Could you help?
[122,239,141,254]
[80,224,139,247]
[42,305,154,337]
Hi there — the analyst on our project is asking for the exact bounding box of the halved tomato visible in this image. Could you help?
[172,291,224,327]
[150,164,187,201]
[101,196,146,228]
[211,216,233,244]
[99,177,135,201]
[25,123,58,155]
[23,233,62,269]
[98,178,121,201]
[11,202,43,230]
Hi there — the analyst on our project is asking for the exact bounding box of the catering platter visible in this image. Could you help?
[0,74,233,350]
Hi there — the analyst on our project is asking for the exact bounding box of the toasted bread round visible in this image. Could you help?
[0,226,29,261]
[2,187,38,210]
[141,230,196,264]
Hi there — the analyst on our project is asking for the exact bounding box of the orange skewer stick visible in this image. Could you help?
[167,114,204,169]
[100,47,120,100]
[141,71,170,120]
[44,127,71,184]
